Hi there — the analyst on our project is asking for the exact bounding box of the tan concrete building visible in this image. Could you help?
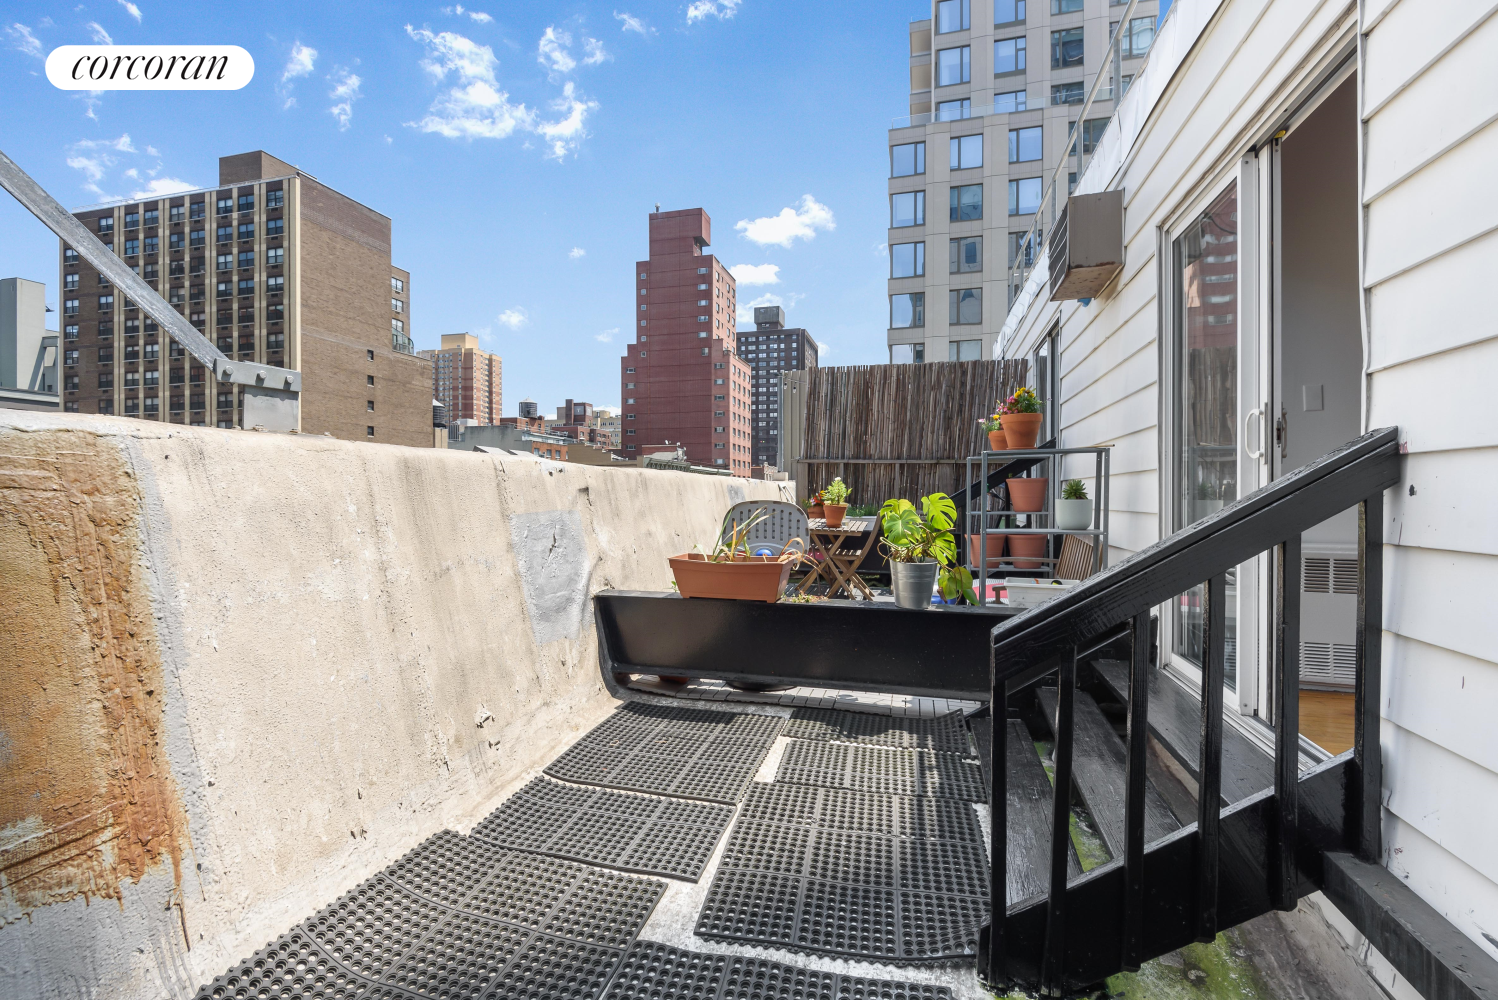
[58,150,433,446]
[419,333,501,426]
[887,0,1157,363]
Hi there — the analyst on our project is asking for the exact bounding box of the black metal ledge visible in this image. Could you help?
[595,590,1015,701]
[1323,852,1498,1000]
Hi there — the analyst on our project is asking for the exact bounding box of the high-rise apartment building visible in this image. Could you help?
[740,305,818,468]
[593,409,621,450]
[886,0,1156,363]
[620,209,752,475]
[420,332,501,425]
[58,150,433,444]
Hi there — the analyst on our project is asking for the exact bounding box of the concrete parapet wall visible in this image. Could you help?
[0,411,788,999]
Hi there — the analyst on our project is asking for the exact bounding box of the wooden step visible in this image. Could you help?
[1090,659,1274,805]
[1035,687,1181,859]
[1001,718,1081,904]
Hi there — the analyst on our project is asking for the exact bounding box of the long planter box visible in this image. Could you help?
[669,553,794,602]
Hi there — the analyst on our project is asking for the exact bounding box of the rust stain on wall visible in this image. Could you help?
[0,431,188,922]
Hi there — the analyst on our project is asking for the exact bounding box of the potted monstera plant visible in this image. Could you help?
[878,493,977,610]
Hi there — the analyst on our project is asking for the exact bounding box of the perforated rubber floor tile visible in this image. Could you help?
[303,876,449,981]
[483,933,625,1000]
[785,709,975,756]
[193,928,381,1000]
[545,703,785,804]
[472,775,734,881]
[776,742,988,803]
[600,942,955,1000]
[381,909,529,998]
[695,784,989,962]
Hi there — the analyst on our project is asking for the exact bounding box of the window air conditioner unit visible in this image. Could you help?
[1047,190,1124,301]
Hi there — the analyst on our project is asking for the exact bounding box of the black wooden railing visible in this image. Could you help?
[981,427,1400,994]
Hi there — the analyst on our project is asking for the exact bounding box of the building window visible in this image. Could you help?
[125,211,139,229]
[217,226,233,243]
[237,223,254,240]
[238,279,254,296]
[950,134,982,170]
[217,253,232,270]
[1008,231,1040,268]
[950,288,983,324]
[190,201,205,219]
[936,45,971,86]
[367,349,375,361]
[1112,16,1156,59]
[391,298,404,313]
[890,292,925,328]
[98,294,114,309]
[64,273,79,290]
[64,248,79,264]
[144,370,160,387]
[936,0,969,33]
[170,205,185,223]
[143,343,159,360]
[169,232,185,250]
[626,397,636,404]
[65,324,79,340]
[950,184,983,221]
[98,371,114,389]
[390,276,404,293]
[238,251,254,269]
[891,142,925,177]
[217,281,232,298]
[1009,125,1042,162]
[1052,27,1083,68]
[265,218,284,237]
[1070,117,1110,156]
[936,98,971,121]
[124,239,140,256]
[98,216,114,233]
[366,426,375,437]
[143,236,158,254]
[994,36,1026,74]
[63,349,79,365]
[714,378,725,385]
[190,229,206,247]
[994,89,1027,112]
[64,298,79,314]
[949,339,983,361]
[891,242,925,278]
[1009,177,1043,215]
[891,191,925,228]
[267,190,284,209]
[1052,0,1082,11]
[714,394,725,401]
[950,236,982,273]
[1051,81,1084,105]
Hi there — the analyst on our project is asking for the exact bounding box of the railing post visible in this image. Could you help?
[1121,610,1152,970]
[1274,536,1302,910]
[1040,647,1077,995]
[1196,573,1226,942]
[1354,491,1384,861]
[984,688,1009,989]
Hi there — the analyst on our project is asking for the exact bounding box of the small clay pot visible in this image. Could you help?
[1001,412,1044,449]
[822,502,848,528]
[1008,534,1048,569]
[968,532,1006,568]
[1007,477,1049,513]
[987,429,1008,451]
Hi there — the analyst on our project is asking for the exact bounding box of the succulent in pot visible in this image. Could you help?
[1056,478,1093,531]
[821,477,851,528]
[878,493,977,610]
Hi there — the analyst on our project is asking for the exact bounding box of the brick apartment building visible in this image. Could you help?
[57,150,433,444]
[420,332,501,425]
[739,305,818,468]
[619,209,752,474]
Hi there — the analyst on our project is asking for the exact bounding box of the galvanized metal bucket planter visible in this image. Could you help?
[890,560,939,610]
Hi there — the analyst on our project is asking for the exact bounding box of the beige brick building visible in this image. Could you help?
[419,333,501,426]
[59,150,433,446]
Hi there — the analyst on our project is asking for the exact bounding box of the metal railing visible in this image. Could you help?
[1002,0,1145,353]
[892,101,1029,130]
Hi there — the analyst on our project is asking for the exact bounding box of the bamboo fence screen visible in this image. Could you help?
[795,359,1028,505]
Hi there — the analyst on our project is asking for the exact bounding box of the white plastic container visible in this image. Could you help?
[1003,578,1081,608]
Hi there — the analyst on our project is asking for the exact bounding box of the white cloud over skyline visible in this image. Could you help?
[328,68,362,130]
[735,195,834,248]
[687,0,742,23]
[729,263,780,286]
[5,24,43,59]
[65,134,193,201]
[595,327,618,342]
[614,11,648,34]
[116,1,142,24]
[86,22,112,44]
[569,247,586,259]
[496,307,528,330]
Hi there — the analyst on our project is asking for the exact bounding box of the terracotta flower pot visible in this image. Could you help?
[968,532,1006,568]
[1001,412,1044,449]
[1007,477,1049,512]
[669,553,793,602]
[1008,534,1048,570]
[822,502,848,528]
[808,504,825,520]
[987,429,1008,451]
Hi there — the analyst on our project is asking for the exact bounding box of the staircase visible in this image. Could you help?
[977,426,1400,994]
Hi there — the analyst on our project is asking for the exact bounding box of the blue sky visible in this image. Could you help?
[0,1,916,415]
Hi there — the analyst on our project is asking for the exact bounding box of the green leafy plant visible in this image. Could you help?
[1062,478,1089,500]
[982,412,1005,432]
[822,477,851,506]
[878,493,977,605]
[847,503,879,517]
[1004,386,1042,414]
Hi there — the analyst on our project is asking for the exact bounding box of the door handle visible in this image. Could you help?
[1276,405,1288,460]
[1244,405,1265,460]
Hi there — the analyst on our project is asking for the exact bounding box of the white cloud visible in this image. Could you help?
[816,341,830,356]
[537,26,575,74]
[282,42,317,82]
[66,155,107,184]
[614,11,648,34]
[116,0,142,24]
[131,177,195,199]
[872,242,887,255]
[86,21,112,44]
[735,195,835,248]
[729,263,779,286]
[384,134,393,143]
[496,307,528,330]
[443,4,493,21]
[328,68,362,130]
[535,81,597,160]
[686,0,742,23]
[569,247,586,259]
[582,37,607,65]
[595,327,618,342]
[5,24,42,59]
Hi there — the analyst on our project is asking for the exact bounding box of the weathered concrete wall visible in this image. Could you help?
[0,410,787,999]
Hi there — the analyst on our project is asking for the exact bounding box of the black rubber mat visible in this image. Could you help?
[695,783,990,962]
[546,702,785,804]
[472,775,734,880]
[194,830,665,1000]
[602,940,956,1000]
[776,740,989,803]
[785,708,974,756]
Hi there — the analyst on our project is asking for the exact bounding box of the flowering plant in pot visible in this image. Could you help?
[999,387,1044,449]
[821,477,851,528]
[1056,478,1093,530]
[983,410,1009,451]
[669,507,807,602]
[878,493,977,609]
[802,492,825,520]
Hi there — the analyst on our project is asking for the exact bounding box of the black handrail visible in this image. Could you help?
[982,427,1401,993]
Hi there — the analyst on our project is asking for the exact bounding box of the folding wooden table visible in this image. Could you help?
[797,516,880,600]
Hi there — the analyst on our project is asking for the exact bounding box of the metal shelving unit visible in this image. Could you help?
[963,446,1111,607]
